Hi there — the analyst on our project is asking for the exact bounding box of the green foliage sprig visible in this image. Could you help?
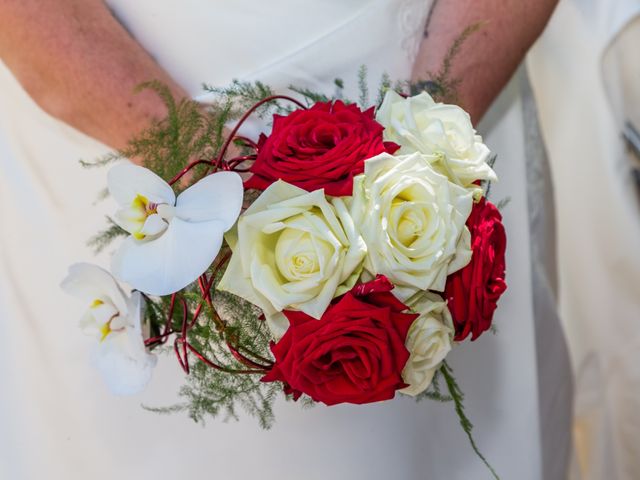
[441,361,500,479]
[142,260,278,428]
[411,23,483,103]
[87,217,127,254]
[415,370,453,403]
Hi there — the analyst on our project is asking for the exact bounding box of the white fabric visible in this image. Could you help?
[528,1,640,479]
[0,1,567,478]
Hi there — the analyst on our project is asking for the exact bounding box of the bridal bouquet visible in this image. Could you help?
[63,78,506,476]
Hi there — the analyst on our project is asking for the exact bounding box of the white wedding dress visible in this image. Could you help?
[528,1,640,478]
[0,1,571,479]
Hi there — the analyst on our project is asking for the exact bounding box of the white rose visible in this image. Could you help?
[400,291,454,396]
[218,180,367,335]
[61,263,156,395]
[376,90,497,192]
[350,152,472,300]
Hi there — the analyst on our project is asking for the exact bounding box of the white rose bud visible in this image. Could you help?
[400,291,454,396]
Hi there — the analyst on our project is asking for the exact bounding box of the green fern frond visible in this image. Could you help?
[87,217,127,254]
[441,361,500,479]
[415,370,453,403]
[358,65,369,107]
[376,73,392,106]
[411,22,484,103]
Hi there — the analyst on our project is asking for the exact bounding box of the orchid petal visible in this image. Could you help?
[113,205,147,234]
[92,292,156,395]
[111,217,225,296]
[91,302,120,326]
[139,214,168,237]
[61,263,129,315]
[93,343,156,395]
[79,312,101,336]
[175,171,243,230]
[107,163,175,207]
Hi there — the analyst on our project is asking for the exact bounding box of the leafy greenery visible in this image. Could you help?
[142,262,279,428]
[203,80,277,117]
[495,197,511,211]
[87,217,127,254]
[288,85,332,105]
[79,151,123,169]
[376,73,392,107]
[358,65,370,107]
[483,153,498,198]
[411,22,483,103]
[415,369,453,403]
[123,81,225,188]
[441,361,500,479]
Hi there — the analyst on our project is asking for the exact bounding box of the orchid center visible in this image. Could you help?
[115,194,175,241]
[82,298,126,341]
[98,317,124,342]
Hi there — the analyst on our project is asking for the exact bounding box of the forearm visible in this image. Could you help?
[0,0,187,151]
[413,0,558,123]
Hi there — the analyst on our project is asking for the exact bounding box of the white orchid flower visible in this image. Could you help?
[61,263,157,395]
[107,163,244,296]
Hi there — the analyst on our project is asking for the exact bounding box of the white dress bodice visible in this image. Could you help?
[107,0,428,100]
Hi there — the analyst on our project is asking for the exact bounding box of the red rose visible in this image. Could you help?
[245,100,399,196]
[444,198,507,341]
[262,276,417,405]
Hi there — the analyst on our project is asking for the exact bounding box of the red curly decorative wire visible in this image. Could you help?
[147,94,306,377]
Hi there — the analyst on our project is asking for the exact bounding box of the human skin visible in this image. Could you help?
[413,0,559,124]
[0,0,559,152]
[0,0,188,152]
